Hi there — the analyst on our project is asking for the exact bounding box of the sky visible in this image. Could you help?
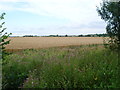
[0,0,107,36]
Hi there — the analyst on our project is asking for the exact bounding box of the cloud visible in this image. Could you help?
[0,0,24,2]
[25,0,102,23]
[0,0,102,23]
[0,0,106,35]
[8,20,106,36]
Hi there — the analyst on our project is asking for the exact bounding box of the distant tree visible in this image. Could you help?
[85,34,91,37]
[56,34,59,37]
[78,35,83,37]
[0,13,12,59]
[23,35,34,37]
[65,34,68,37]
[97,0,120,50]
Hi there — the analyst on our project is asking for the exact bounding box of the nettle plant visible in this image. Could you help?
[0,13,12,59]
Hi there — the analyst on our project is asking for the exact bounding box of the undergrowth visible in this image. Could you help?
[2,44,119,88]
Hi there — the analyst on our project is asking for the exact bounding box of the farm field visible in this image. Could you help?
[6,37,106,49]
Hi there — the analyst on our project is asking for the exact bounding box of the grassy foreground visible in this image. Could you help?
[2,45,119,88]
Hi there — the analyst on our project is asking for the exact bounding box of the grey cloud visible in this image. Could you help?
[58,21,106,30]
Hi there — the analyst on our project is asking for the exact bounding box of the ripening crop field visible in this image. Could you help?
[6,37,106,49]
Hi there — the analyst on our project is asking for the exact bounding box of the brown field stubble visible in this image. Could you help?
[6,37,107,50]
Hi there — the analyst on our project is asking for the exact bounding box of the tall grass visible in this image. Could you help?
[2,45,119,88]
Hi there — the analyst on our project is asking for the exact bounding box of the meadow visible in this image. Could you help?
[2,39,119,88]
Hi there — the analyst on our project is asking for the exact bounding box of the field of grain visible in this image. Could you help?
[6,37,106,49]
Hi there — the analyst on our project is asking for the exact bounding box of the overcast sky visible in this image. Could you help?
[0,0,107,36]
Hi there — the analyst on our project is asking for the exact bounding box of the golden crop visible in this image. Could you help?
[6,37,106,49]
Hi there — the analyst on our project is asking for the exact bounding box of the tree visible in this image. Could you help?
[0,13,12,59]
[97,0,120,50]
[65,34,68,37]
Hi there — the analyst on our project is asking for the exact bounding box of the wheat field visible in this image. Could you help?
[6,37,106,49]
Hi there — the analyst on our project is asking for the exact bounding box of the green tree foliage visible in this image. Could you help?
[0,13,12,59]
[97,0,120,50]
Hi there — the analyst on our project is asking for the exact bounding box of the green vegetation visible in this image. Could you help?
[22,34,108,37]
[23,35,38,37]
[97,1,120,50]
[45,34,108,37]
[2,45,119,88]
[0,13,12,60]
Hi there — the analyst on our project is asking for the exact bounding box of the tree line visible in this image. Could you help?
[22,34,108,37]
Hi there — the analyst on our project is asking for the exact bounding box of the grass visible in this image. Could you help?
[2,44,119,88]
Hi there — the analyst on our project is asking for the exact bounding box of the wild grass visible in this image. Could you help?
[2,44,119,88]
